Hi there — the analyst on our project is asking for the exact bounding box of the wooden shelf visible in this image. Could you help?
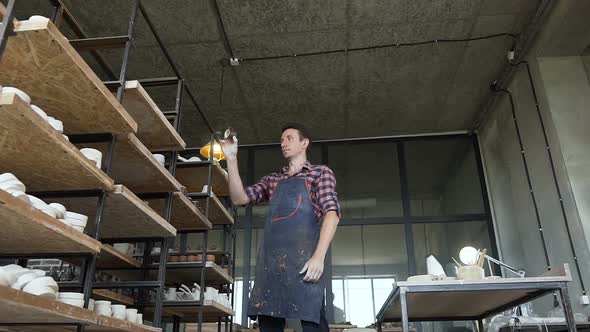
[92,290,135,306]
[0,19,137,135]
[77,133,182,193]
[119,81,185,152]
[0,286,159,332]
[143,300,234,323]
[194,193,234,225]
[97,244,142,269]
[52,185,176,240]
[0,189,101,255]
[0,93,114,192]
[175,162,229,196]
[152,261,233,286]
[146,192,212,231]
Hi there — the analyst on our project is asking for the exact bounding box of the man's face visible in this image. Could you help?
[281,128,308,159]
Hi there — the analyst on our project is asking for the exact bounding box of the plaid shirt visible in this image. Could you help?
[245,161,341,221]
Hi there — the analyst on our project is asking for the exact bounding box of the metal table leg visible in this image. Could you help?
[558,284,577,332]
[477,319,484,332]
[400,287,409,332]
[377,321,383,332]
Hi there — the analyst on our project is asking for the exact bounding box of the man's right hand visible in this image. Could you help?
[221,136,238,161]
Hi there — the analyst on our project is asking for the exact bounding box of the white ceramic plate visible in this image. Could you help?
[65,211,88,223]
[58,292,84,300]
[27,195,48,210]
[0,173,19,183]
[30,105,48,122]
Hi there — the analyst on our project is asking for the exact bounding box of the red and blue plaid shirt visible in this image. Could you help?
[245,161,341,221]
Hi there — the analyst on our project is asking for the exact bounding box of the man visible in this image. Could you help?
[221,123,341,332]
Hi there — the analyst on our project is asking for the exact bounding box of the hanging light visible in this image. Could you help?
[200,141,225,161]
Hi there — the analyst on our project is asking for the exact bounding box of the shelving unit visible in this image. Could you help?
[143,300,235,324]
[0,92,114,192]
[0,1,236,332]
[0,189,101,255]
[0,18,137,134]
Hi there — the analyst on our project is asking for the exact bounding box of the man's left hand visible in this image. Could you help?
[299,255,324,282]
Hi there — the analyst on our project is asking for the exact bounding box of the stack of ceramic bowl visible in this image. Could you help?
[58,292,85,307]
[94,300,112,316]
[80,148,102,169]
[27,194,60,218]
[0,265,58,299]
[1,87,68,140]
[152,154,165,167]
[0,173,29,203]
[63,211,88,233]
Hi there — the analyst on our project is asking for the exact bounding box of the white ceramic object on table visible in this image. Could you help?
[459,246,479,266]
[136,313,143,325]
[165,287,177,301]
[65,211,88,224]
[72,225,85,233]
[187,156,201,162]
[125,308,138,322]
[0,179,26,193]
[68,218,87,228]
[49,203,66,219]
[62,134,70,141]
[58,218,72,226]
[1,87,31,104]
[113,243,131,255]
[23,285,57,299]
[30,105,49,122]
[0,173,18,183]
[0,265,29,286]
[406,275,433,283]
[152,154,165,167]
[40,205,59,218]
[202,185,209,193]
[46,117,64,133]
[27,195,48,210]
[111,304,127,320]
[80,148,102,168]
[11,270,45,290]
[426,255,446,277]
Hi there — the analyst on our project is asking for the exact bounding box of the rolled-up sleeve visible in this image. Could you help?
[317,167,341,219]
[245,175,272,206]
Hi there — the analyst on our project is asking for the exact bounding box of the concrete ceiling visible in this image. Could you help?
[11,0,540,146]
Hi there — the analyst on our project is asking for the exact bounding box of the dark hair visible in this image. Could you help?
[281,123,312,145]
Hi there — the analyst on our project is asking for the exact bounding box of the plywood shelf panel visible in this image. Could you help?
[0,286,159,332]
[92,290,135,306]
[119,81,185,152]
[0,19,137,134]
[175,162,228,196]
[146,192,212,231]
[0,93,114,192]
[194,193,234,225]
[97,244,142,269]
[78,134,182,193]
[52,185,176,240]
[153,261,233,286]
[0,189,101,255]
[144,300,234,323]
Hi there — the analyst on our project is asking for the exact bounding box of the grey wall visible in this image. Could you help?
[479,58,590,315]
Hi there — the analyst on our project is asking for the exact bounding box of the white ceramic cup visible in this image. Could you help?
[136,313,143,325]
[152,154,165,166]
[49,203,66,219]
[47,117,64,133]
[80,148,102,169]
[59,298,85,307]
[165,287,177,301]
[58,292,84,300]
[30,105,49,122]
[2,87,31,104]
[65,211,88,224]
[111,304,126,319]
[88,299,95,311]
[0,179,26,193]
[94,300,111,314]
[125,308,138,322]
[0,172,18,183]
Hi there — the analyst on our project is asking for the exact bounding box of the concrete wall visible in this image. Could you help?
[479,58,590,315]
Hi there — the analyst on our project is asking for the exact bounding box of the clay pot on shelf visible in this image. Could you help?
[187,255,199,262]
[168,255,179,263]
[206,255,216,262]
[179,255,188,263]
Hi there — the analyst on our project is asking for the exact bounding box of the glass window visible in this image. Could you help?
[412,221,493,276]
[405,138,485,216]
[328,143,402,219]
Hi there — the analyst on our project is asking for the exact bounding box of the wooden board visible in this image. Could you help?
[78,133,182,193]
[97,244,142,269]
[175,162,229,196]
[143,300,234,323]
[0,19,137,134]
[52,185,176,239]
[194,193,234,225]
[119,81,185,152]
[92,290,135,306]
[146,192,212,231]
[0,189,101,255]
[0,93,114,191]
[160,261,233,286]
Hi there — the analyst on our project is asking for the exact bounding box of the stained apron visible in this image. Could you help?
[247,176,324,324]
